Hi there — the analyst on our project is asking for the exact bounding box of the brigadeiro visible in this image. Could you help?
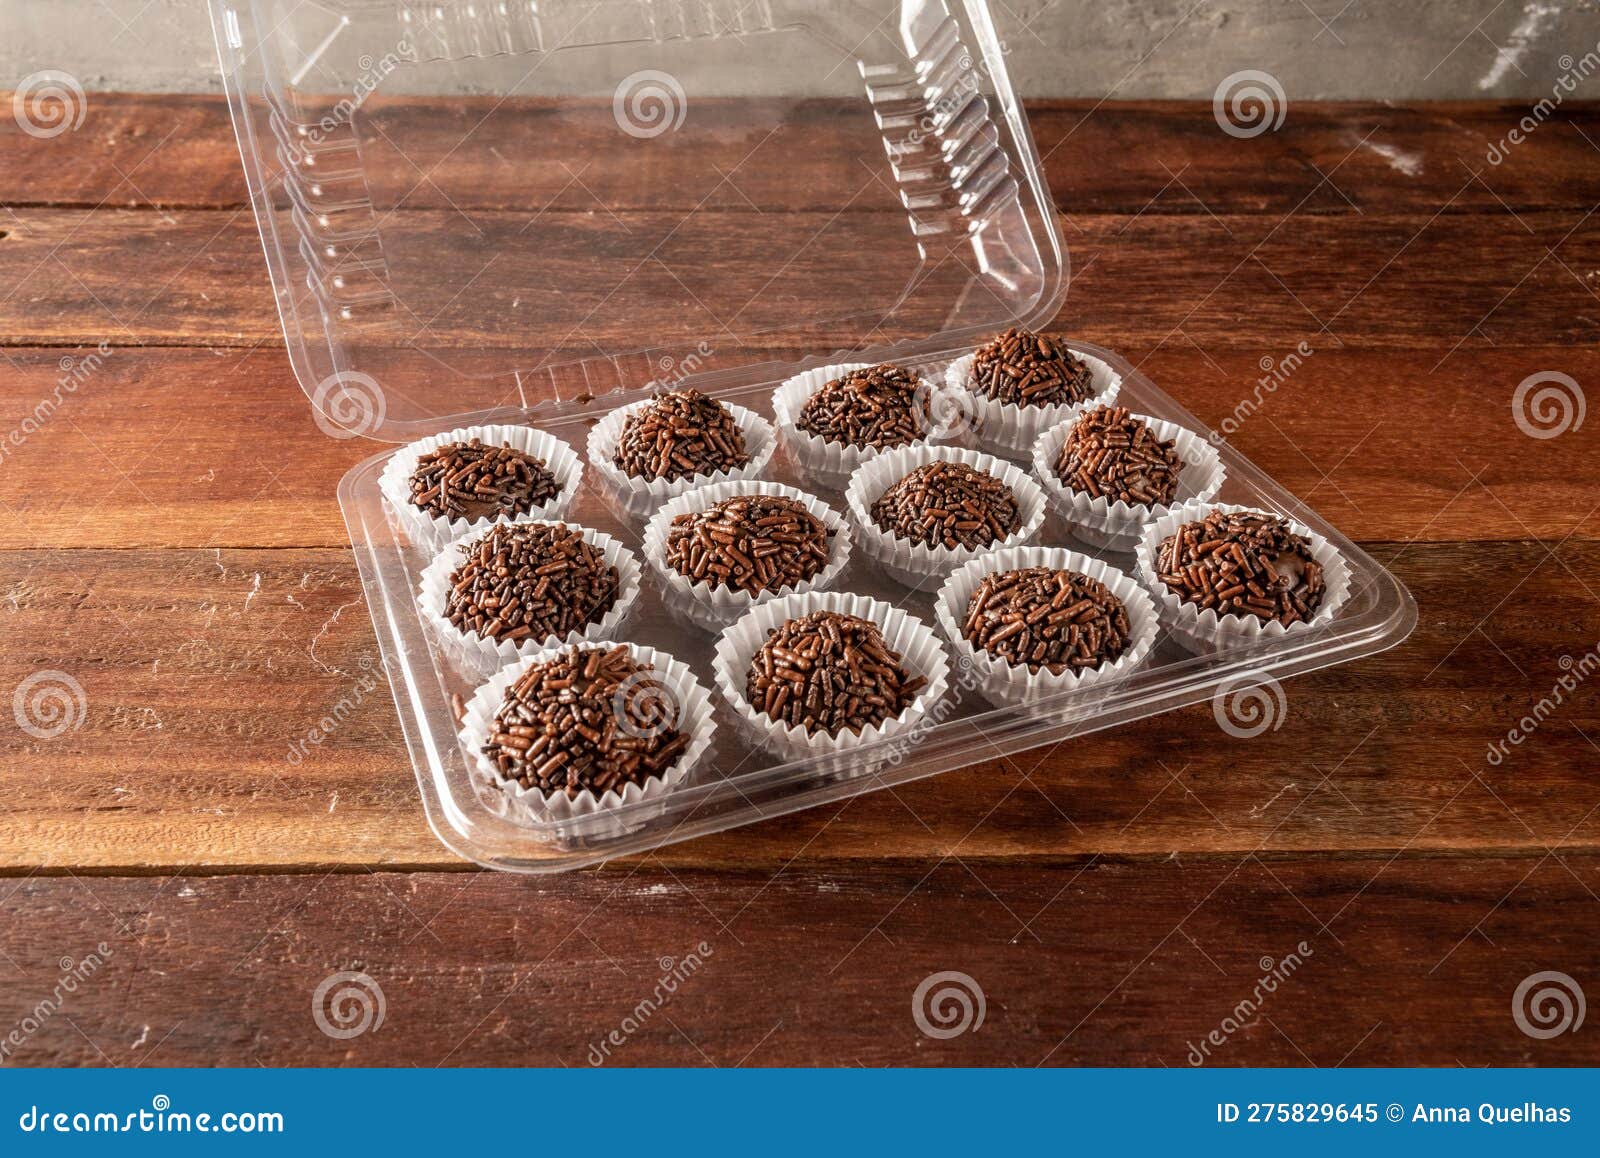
[1031,406,1225,551]
[846,445,1047,588]
[933,545,1160,709]
[771,360,953,489]
[746,610,925,736]
[587,389,776,520]
[641,481,855,631]
[962,566,1133,673]
[945,326,1120,460]
[378,424,583,550]
[1135,500,1352,652]
[711,591,950,761]
[614,389,750,482]
[458,640,717,829]
[870,459,1020,550]
[416,520,642,674]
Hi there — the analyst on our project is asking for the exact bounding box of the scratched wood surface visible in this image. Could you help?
[0,95,1595,1066]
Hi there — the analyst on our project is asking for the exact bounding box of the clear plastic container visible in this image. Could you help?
[210,0,1416,871]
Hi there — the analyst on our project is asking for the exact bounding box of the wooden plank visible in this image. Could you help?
[3,95,1597,215]
[0,541,1594,872]
[1,208,1596,350]
[0,345,1594,551]
[1,857,1597,1065]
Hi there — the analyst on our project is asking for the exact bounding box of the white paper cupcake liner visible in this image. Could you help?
[1031,410,1226,553]
[585,396,777,521]
[770,362,961,490]
[844,444,1048,591]
[458,639,717,839]
[639,480,855,633]
[418,520,643,679]
[1134,500,1354,655]
[711,591,950,773]
[945,348,1121,462]
[932,545,1160,712]
[378,424,584,553]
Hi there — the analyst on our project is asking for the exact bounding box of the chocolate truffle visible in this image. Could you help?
[482,645,689,798]
[1156,509,1326,626]
[745,610,926,735]
[796,362,928,450]
[968,326,1095,408]
[870,460,1021,550]
[1054,406,1183,506]
[613,389,749,482]
[408,438,560,521]
[962,566,1132,673]
[664,494,831,596]
[445,522,619,643]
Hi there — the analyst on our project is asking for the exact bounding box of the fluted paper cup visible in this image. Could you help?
[711,591,949,775]
[378,424,583,553]
[458,639,717,840]
[586,396,777,521]
[1134,500,1353,654]
[418,520,643,679]
[1031,410,1226,552]
[844,443,1047,590]
[640,480,854,632]
[932,545,1159,711]
[770,362,959,490]
[945,347,1120,462]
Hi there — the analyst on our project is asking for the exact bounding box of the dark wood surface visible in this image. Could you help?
[0,95,1596,1066]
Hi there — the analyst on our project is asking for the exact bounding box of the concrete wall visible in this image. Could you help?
[4,0,1600,99]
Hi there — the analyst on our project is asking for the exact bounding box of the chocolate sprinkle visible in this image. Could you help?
[968,326,1095,408]
[408,438,560,521]
[1156,509,1326,626]
[482,645,689,798]
[665,494,831,596]
[1054,406,1183,506]
[795,362,929,450]
[870,460,1022,550]
[445,522,620,643]
[962,566,1132,673]
[613,389,750,482]
[744,610,926,735]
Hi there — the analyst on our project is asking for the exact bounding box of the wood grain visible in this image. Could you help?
[4,96,1597,214]
[1,207,1596,352]
[0,345,1593,550]
[1,857,1596,1066]
[0,94,1595,1066]
[0,541,1593,872]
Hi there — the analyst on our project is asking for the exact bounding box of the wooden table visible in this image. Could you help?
[1,95,1596,1066]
